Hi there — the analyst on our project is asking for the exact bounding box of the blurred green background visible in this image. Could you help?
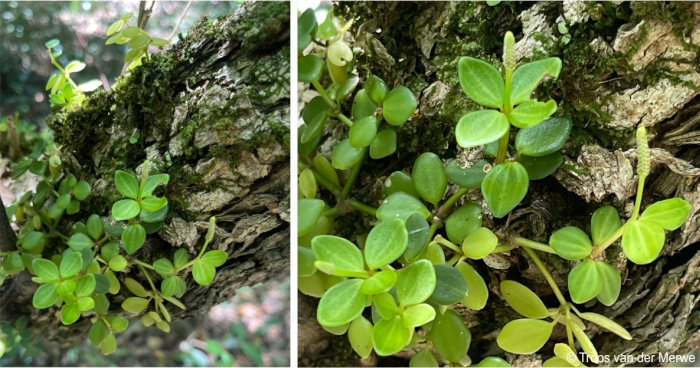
[0,1,290,366]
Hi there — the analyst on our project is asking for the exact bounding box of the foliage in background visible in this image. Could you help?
[297,5,691,366]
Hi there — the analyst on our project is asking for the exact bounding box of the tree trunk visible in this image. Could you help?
[299,1,700,366]
[1,1,290,347]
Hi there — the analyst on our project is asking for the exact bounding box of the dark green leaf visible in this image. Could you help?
[365,75,389,104]
[481,161,529,218]
[369,129,397,159]
[299,54,324,83]
[365,218,408,269]
[383,86,417,126]
[517,152,563,180]
[352,89,378,121]
[412,153,447,206]
[432,309,472,362]
[515,116,572,157]
[446,160,489,189]
[383,171,419,198]
[445,203,482,245]
[349,116,377,148]
[122,224,146,254]
[568,259,602,304]
[301,96,330,144]
[428,265,467,305]
[404,213,430,262]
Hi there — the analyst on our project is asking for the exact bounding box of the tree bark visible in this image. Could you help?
[299,1,700,366]
[1,1,290,347]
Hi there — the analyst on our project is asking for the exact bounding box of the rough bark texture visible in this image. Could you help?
[299,1,700,366]
[0,1,290,347]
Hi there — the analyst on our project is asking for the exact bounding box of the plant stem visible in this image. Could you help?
[322,207,339,217]
[436,188,469,220]
[347,199,377,217]
[434,235,462,254]
[132,258,155,270]
[510,236,558,254]
[503,68,513,114]
[565,308,576,350]
[446,253,461,266]
[312,81,337,109]
[340,149,367,201]
[589,224,626,258]
[337,113,354,128]
[521,246,567,306]
[631,175,646,221]
[495,125,511,165]
[137,263,158,293]
[492,244,514,253]
[428,223,439,239]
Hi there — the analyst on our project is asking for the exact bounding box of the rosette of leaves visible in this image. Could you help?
[548,126,691,305]
[298,8,418,168]
[44,40,101,108]
[110,160,169,254]
[106,12,169,65]
[496,280,632,364]
[455,31,569,218]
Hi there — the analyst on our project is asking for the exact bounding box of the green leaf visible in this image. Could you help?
[173,248,189,269]
[108,255,128,272]
[568,259,602,304]
[104,269,120,294]
[455,262,488,310]
[108,316,129,332]
[56,280,77,295]
[352,89,379,121]
[462,227,498,259]
[497,319,553,354]
[201,250,227,267]
[125,279,150,297]
[192,260,217,286]
[384,171,418,198]
[383,86,417,126]
[412,153,447,206]
[432,309,472,362]
[21,231,44,251]
[365,218,408,269]
[140,196,167,212]
[510,58,562,106]
[331,139,364,169]
[122,224,146,254]
[417,242,446,265]
[369,129,397,159]
[299,168,317,199]
[89,320,109,347]
[482,161,529,218]
[67,233,94,251]
[373,316,412,356]
[33,283,59,309]
[476,357,511,367]
[55,193,71,210]
[3,251,25,274]
[140,205,168,223]
[45,39,60,48]
[428,265,467,305]
[446,160,489,190]
[122,25,140,38]
[86,214,104,240]
[377,192,430,222]
[298,246,317,277]
[61,302,81,325]
[298,198,325,237]
[458,57,504,109]
[508,100,557,128]
[553,344,582,367]
[360,270,397,295]
[313,155,340,187]
[106,20,123,36]
[621,219,665,265]
[298,54,324,83]
[591,205,621,246]
[500,280,549,319]
[161,276,187,298]
[301,96,330,144]
[348,316,374,359]
[112,199,140,221]
[640,198,691,230]
[445,204,483,245]
[595,261,621,306]
[373,292,398,319]
[396,259,436,306]
[122,297,150,313]
[115,170,139,199]
[576,312,632,340]
[141,174,169,198]
[102,332,117,355]
[73,181,92,201]
[515,116,572,157]
[349,116,378,148]
[517,152,563,180]
[60,251,83,278]
[317,279,366,327]
[410,348,439,367]
[549,226,592,260]
[337,74,360,101]
[75,274,96,297]
[93,274,111,294]
[570,321,599,364]
[455,110,509,149]
[365,75,389,104]
[77,296,95,311]
[154,258,174,276]
[404,213,430,262]
[128,34,150,49]
[312,235,366,275]
[298,8,317,50]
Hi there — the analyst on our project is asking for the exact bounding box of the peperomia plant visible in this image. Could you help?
[44,39,102,109]
[298,10,691,367]
[1,144,227,355]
